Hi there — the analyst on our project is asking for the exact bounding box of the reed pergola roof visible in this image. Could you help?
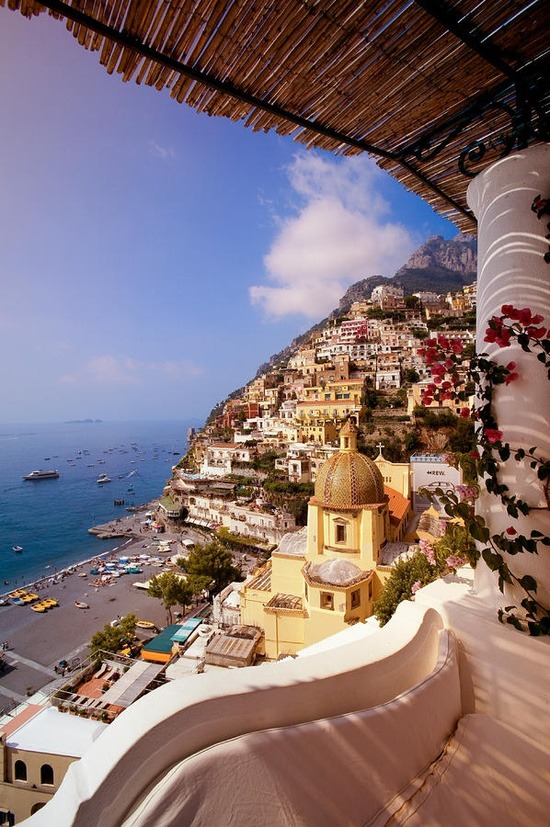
[4,0,549,230]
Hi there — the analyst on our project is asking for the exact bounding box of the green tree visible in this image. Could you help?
[447,417,475,453]
[403,368,420,384]
[148,571,194,624]
[180,540,241,596]
[373,553,435,626]
[89,613,137,655]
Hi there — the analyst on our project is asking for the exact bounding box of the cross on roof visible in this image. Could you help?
[376,442,384,457]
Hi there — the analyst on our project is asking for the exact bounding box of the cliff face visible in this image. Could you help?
[394,233,477,285]
[338,234,477,311]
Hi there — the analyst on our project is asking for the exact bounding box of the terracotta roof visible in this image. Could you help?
[4,1,548,230]
[384,485,411,522]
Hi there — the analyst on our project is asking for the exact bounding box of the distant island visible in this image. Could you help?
[64,419,103,424]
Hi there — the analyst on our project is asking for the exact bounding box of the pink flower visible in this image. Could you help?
[419,539,436,565]
[456,484,478,503]
[484,428,503,444]
[411,581,422,595]
[445,555,465,570]
[505,526,517,536]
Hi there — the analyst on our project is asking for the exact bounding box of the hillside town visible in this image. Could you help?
[162,272,476,544]
[0,244,479,821]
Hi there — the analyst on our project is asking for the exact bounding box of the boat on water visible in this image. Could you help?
[12,545,23,554]
[74,601,89,609]
[23,469,60,481]
[97,474,112,484]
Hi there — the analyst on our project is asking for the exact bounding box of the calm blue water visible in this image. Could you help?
[0,421,199,590]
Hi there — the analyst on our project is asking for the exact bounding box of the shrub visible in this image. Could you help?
[374,552,435,626]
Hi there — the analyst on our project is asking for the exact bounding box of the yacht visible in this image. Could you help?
[97,473,112,484]
[23,469,59,481]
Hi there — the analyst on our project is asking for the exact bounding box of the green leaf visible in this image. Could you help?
[470,521,490,543]
[482,549,502,571]
[519,575,537,592]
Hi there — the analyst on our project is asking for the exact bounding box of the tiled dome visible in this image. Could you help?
[312,420,385,509]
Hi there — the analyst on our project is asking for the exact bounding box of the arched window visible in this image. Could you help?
[40,764,54,785]
[14,760,27,781]
[30,803,46,815]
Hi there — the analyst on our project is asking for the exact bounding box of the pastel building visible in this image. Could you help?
[0,707,106,824]
[240,421,411,658]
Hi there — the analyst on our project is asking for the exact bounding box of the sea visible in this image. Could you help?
[0,420,200,591]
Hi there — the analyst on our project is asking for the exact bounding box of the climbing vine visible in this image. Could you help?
[418,303,550,636]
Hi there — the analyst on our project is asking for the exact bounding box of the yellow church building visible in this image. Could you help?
[240,421,412,658]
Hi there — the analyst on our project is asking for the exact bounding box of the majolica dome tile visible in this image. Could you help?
[312,418,385,509]
[313,450,385,509]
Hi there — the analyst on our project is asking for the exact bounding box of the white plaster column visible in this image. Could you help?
[467,143,550,607]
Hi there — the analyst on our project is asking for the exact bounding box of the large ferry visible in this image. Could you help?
[23,469,60,481]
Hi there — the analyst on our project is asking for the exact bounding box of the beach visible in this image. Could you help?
[0,503,206,714]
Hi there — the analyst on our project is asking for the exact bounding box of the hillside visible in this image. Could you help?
[254,233,476,380]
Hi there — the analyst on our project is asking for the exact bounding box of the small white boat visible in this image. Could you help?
[74,600,89,609]
[97,474,112,484]
[12,545,23,553]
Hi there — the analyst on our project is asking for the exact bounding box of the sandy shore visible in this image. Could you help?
[0,504,205,710]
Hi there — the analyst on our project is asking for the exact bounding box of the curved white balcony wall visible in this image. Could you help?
[23,603,444,827]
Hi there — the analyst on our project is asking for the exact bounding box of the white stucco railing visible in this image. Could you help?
[22,602,445,827]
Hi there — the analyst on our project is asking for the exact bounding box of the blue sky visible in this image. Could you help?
[0,9,459,424]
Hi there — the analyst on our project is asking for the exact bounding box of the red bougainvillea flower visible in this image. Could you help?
[460,407,470,418]
[484,327,499,343]
[505,526,517,536]
[470,450,480,459]
[495,329,511,347]
[518,308,534,325]
[484,428,503,444]
[526,326,547,339]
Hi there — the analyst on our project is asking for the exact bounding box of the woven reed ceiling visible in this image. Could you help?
[4,0,550,230]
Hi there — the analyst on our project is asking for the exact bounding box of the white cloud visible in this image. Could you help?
[59,355,202,386]
[250,153,419,319]
[149,140,176,161]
